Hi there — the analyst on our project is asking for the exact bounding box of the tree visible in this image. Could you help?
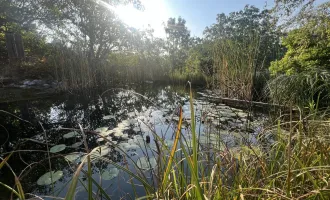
[165,17,190,74]
[184,39,213,83]
[204,5,283,70]
[267,2,330,106]
[270,2,330,75]
[3,0,144,65]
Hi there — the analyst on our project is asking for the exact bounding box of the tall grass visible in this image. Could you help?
[212,36,260,100]
[47,46,172,91]
[266,68,330,108]
[49,47,97,91]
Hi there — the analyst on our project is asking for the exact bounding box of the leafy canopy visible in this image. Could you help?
[270,3,330,75]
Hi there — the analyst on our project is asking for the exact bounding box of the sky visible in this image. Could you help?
[163,0,273,37]
[115,0,274,38]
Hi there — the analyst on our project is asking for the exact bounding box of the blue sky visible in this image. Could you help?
[164,0,273,37]
[115,0,326,38]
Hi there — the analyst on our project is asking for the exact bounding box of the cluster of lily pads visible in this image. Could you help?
[36,94,263,188]
[36,117,159,186]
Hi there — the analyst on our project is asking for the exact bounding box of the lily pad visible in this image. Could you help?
[106,140,117,146]
[117,142,139,151]
[64,153,80,162]
[84,145,111,162]
[114,131,124,137]
[71,142,83,148]
[101,131,112,137]
[127,112,136,117]
[133,135,144,145]
[118,120,130,128]
[103,115,115,120]
[121,133,129,139]
[63,131,79,139]
[37,171,63,186]
[101,168,119,180]
[133,127,140,132]
[95,127,108,133]
[50,144,66,153]
[136,157,157,170]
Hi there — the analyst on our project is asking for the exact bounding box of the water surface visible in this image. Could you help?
[0,84,266,199]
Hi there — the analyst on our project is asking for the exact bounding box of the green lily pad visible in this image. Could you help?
[50,144,66,153]
[64,153,80,162]
[103,115,115,120]
[118,121,130,128]
[63,131,79,139]
[101,168,119,180]
[121,133,129,139]
[133,127,140,132]
[37,171,63,186]
[106,140,117,146]
[136,156,157,170]
[117,142,139,151]
[114,131,124,137]
[83,145,111,162]
[133,135,144,144]
[71,142,83,148]
[95,127,108,133]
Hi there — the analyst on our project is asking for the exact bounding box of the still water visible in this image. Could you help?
[0,84,266,199]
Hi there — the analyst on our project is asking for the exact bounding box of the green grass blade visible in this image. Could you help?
[0,182,20,199]
[162,106,183,188]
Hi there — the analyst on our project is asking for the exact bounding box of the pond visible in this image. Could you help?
[0,84,267,200]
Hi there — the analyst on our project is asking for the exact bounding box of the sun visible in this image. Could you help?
[114,0,171,37]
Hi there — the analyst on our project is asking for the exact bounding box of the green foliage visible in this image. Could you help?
[205,5,283,70]
[270,5,330,75]
[165,17,190,74]
[185,41,213,78]
[268,3,330,106]
[266,69,330,106]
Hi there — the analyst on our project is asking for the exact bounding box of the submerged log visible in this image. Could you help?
[197,92,298,114]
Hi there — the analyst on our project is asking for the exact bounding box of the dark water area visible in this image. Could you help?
[0,83,267,200]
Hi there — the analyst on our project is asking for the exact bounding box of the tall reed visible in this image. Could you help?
[212,36,260,100]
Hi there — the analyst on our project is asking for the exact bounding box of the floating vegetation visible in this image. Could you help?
[101,168,119,180]
[95,127,108,133]
[94,127,114,138]
[136,156,157,170]
[103,115,115,120]
[133,127,140,132]
[133,135,145,145]
[64,153,80,162]
[117,142,139,151]
[50,144,66,153]
[84,145,111,162]
[71,142,83,148]
[114,130,124,137]
[37,171,63,186]
[63,131,79,139]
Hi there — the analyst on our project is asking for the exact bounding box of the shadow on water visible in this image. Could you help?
[0,83,267,200]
